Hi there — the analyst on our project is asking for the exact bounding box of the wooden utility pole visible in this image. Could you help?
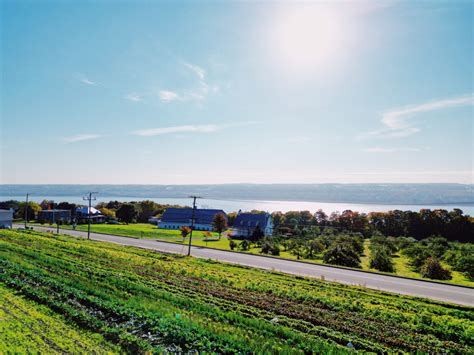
[83,192,98,240]
[24,193,32,228]
[187,195,201,256]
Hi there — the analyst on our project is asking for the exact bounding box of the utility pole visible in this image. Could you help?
[24,193,32,228]
[187,195,201,256]
[83,192,98,240]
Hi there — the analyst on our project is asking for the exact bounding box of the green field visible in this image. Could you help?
[1,229,473,353]
[0,284,118,353]
[26,222,474,286]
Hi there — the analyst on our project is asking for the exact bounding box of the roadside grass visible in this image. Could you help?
[23,221,474,287]
[1,229,472,353]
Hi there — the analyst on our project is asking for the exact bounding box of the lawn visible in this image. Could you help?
[1,229,472,353]
[25,221,474,286]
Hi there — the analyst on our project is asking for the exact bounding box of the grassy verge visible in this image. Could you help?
[1,229,473,353]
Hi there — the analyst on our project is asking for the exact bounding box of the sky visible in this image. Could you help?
[1,0,472,184]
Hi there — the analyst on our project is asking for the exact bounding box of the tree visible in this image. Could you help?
[369,247,395,273]
[304,239,325,259]
[212,213,227,240]
[287,239,306,260]
[180,226,191,241]
[420,257,452,280]
[116,203,138,224]
[16,202,41,221]
[323,242,361,268]
[260,238,280,256]
[99,207,116,219]
[136,200,159,223]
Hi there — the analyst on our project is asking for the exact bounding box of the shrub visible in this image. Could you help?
[420,257,452,280]
[228,239,237,251]
[239,240,251,251]
[369,247,395,273]
[260,239,280,256]
[323,242,361,268]
[455,255,474,280]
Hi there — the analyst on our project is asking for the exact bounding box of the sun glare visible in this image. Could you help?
[269,5,346,75]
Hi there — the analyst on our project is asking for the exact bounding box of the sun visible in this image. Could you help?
[268,4,346,75]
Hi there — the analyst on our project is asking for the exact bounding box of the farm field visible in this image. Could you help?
[0,284,118,353]
[25,222,474,286]
[1,229,473,353]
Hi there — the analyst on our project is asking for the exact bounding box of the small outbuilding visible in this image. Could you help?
[0,209,13,228]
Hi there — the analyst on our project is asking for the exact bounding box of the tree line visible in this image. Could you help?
[270,208,473,243]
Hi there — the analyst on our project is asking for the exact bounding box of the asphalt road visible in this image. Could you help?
[17,225,473,306]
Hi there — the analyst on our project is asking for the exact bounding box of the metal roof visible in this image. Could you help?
[234,213,270,228]
[161,208,226,225]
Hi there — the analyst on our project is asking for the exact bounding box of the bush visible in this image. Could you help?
[260,239,280,256]
[455,255,474,280]
[420,257,452,280]
[323,242,361,268]
[239,240,251,251]
[229,239,237,251]
[369,247,395,273]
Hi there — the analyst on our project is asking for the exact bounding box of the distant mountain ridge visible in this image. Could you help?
[1,184,473,205]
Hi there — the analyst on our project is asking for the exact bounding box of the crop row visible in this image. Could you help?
[0,230,473,353]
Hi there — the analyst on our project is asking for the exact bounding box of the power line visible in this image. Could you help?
[83,192,98,240]
[187,195,201,256]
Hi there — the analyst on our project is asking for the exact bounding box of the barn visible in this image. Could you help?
[158,208,227,231]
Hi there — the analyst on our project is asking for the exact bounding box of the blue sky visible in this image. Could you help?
[1,1,472,184]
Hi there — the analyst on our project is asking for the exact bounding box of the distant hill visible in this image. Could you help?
[1,184,473,205]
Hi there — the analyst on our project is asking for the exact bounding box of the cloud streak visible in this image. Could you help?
[158,61,219,104]
[159,90,180,103]
[74,74,97,86]
[183,62,206,80]
[133,121,259,137]
[125,93,143,102]
[133,125,219,137]
[62,134,102,143]
[361,147,422,153]
[362,93,473,139]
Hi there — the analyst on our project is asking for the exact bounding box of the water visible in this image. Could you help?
[2,194,473,215]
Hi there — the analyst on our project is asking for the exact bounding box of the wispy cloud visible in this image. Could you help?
[158,61,219,104]
[124,93,143,102]
[183,62,206,80]
[361,94,474,139]
[62,134,102,143]
[159,90,181,103]
[133,121,259,137]
[361,147,423,153]
[133,125,219,137]
[74,73,97,86]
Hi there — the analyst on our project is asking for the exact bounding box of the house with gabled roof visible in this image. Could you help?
[158,208,227,231]
[231,212,273,238]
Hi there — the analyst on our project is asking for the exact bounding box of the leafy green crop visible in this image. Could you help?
[0,229,472,353]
